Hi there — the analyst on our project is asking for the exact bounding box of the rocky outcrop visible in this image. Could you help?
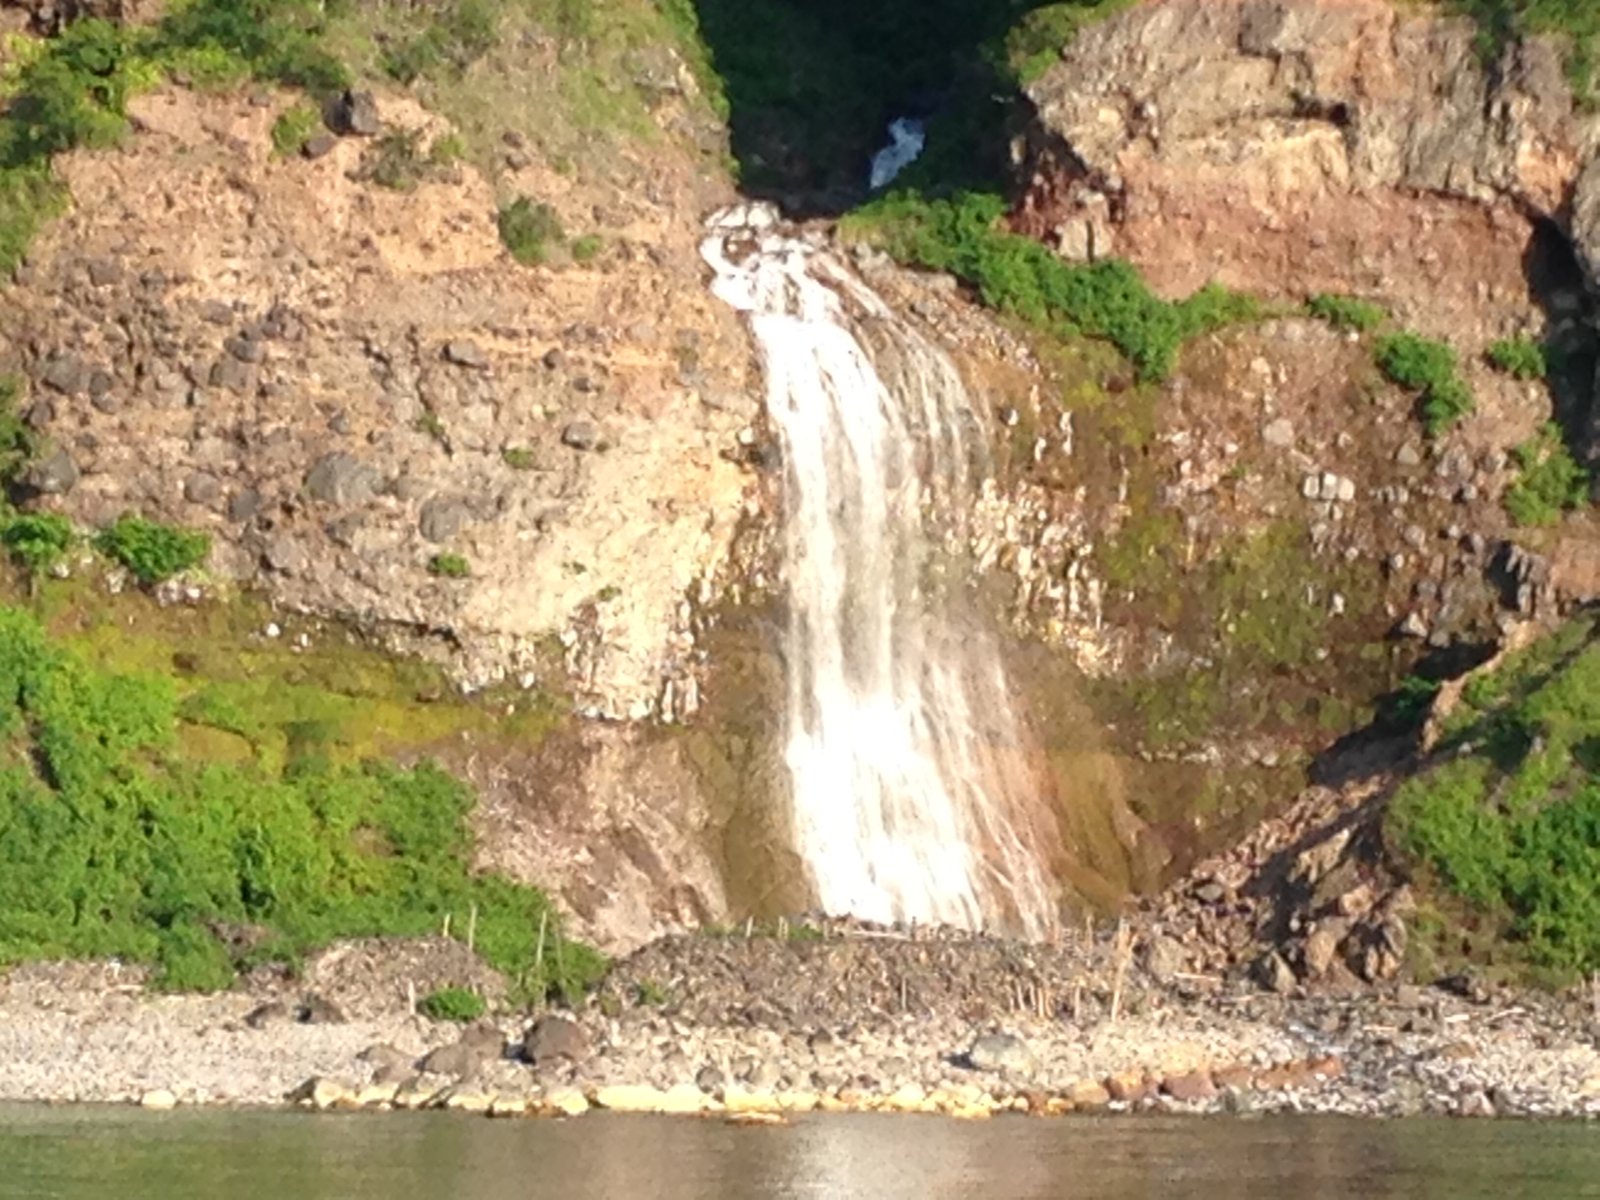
[1020,0,1599,345]
[0,88,759,722]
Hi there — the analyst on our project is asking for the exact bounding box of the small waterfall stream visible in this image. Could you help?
[702,206,1055,937]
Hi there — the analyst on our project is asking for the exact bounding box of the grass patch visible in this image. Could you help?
[380,0,502,84]
[501,447,536,470]
[1375,332,1475,435]
[94,516,209,584]
[427,552,470,579]
[1486,335,1548,380]
[1388,615,1600,978]
[842,191,1261,382]
[1005,0,1139,84]
[497,195,564,266]
[570,232,603,264]
[1305,293,1387,333]
[1504,422,1589,526]
[0,603,602,997]
[418,985,487,1021]
[354,128,462,191]
[0,512,72,571]
[269,101,321,157]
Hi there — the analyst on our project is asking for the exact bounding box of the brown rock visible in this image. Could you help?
[1161,1071,1217,1103]
[1105,1071,1155,1103]
[1212,1065,1254,1092]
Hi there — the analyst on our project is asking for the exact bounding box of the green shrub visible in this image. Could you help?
[498,196,564,266]
[270,102,321,157]
[570,233,603,264]
[428,552,470,578]
[1505,422,1589,526]
[1375,332,1475,434]
[94,515,210,583]
[357,129,432,191]
[1443,0,1600,103]
[1305,293,1386,332]
[844,191,1259,381]
[0,605,605,998]
[419,985,486,1021]
[1389,617,1600,976]
[501,447,536,470]
[1486,335,1547,380]
[0,512,72,570]
[1005,0,1139,83]
[0,376,35,484]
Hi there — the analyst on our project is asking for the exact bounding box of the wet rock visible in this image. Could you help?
[21,447,79,495]
[695,1064,725,1093]
[328,89,382,137]
[964,1032,1037,1074]
[418,496,472,543]
[521,1014,590,1066]
[304,453,379,505]
[443,340,488,369]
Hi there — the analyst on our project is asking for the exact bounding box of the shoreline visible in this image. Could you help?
[3,938,1598,1123]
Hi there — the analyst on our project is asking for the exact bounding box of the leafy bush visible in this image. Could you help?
[94,515,210,583]
[1486,335,1547,380]
[419,985,486,1022]
[1505,422,1589,526]
[1005,0,1139,83]
[1375,332,1475,435]
[570,233,603,264]
[498,196,564,266]
[1443,0,1600,102]
[845,191,1259,381]
[1305,293,1386,332]
[0,512,72,570]
[0,376,36,484]
[0,606,604,998]
[1389,617,1600,976]
[428,552,470,578]
[270,102,321,157]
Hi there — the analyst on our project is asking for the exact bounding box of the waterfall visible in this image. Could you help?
[701,205,1056,938]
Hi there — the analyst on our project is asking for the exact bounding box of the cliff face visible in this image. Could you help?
[5,0,1600,955]
[1020,0,1599,339]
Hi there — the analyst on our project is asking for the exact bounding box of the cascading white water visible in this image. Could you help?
[868,117,926,190]
[702,205,1055,938]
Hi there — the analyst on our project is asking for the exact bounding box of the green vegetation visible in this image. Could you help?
[270,102,321,157]
[355,129,463,191]
[0,512,72,571]
[0,604,602,995]
[497,195,564,266]
[427,552,470,579]
[0,3,350,274]
[1444,0,1600,102]
[570,233,604,264]
[1305,293,1387,333]
[1375,332,1475,435]
[1486,335,1548,380]
[1504,422,1589,526]
[843,191,1260,381]
[94,516,210,584]
[501,447,536,470]
[1005,1,1139,84]
[1389,616,1600,978]
[381,0,502,84]
[0,376,35,485]
[418,985,487,1021]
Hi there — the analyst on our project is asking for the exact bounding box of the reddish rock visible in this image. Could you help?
[1105,1071,1156,1103]
[1161,1071,1217,1103]
[1212,1065,1255,1092]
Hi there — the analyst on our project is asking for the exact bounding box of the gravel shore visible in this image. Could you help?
[3,929,1598,1121]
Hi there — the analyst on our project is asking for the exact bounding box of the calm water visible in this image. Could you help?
[4,1107,1599,1199]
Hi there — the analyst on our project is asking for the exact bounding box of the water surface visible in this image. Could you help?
[6,1107,1600,1199]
